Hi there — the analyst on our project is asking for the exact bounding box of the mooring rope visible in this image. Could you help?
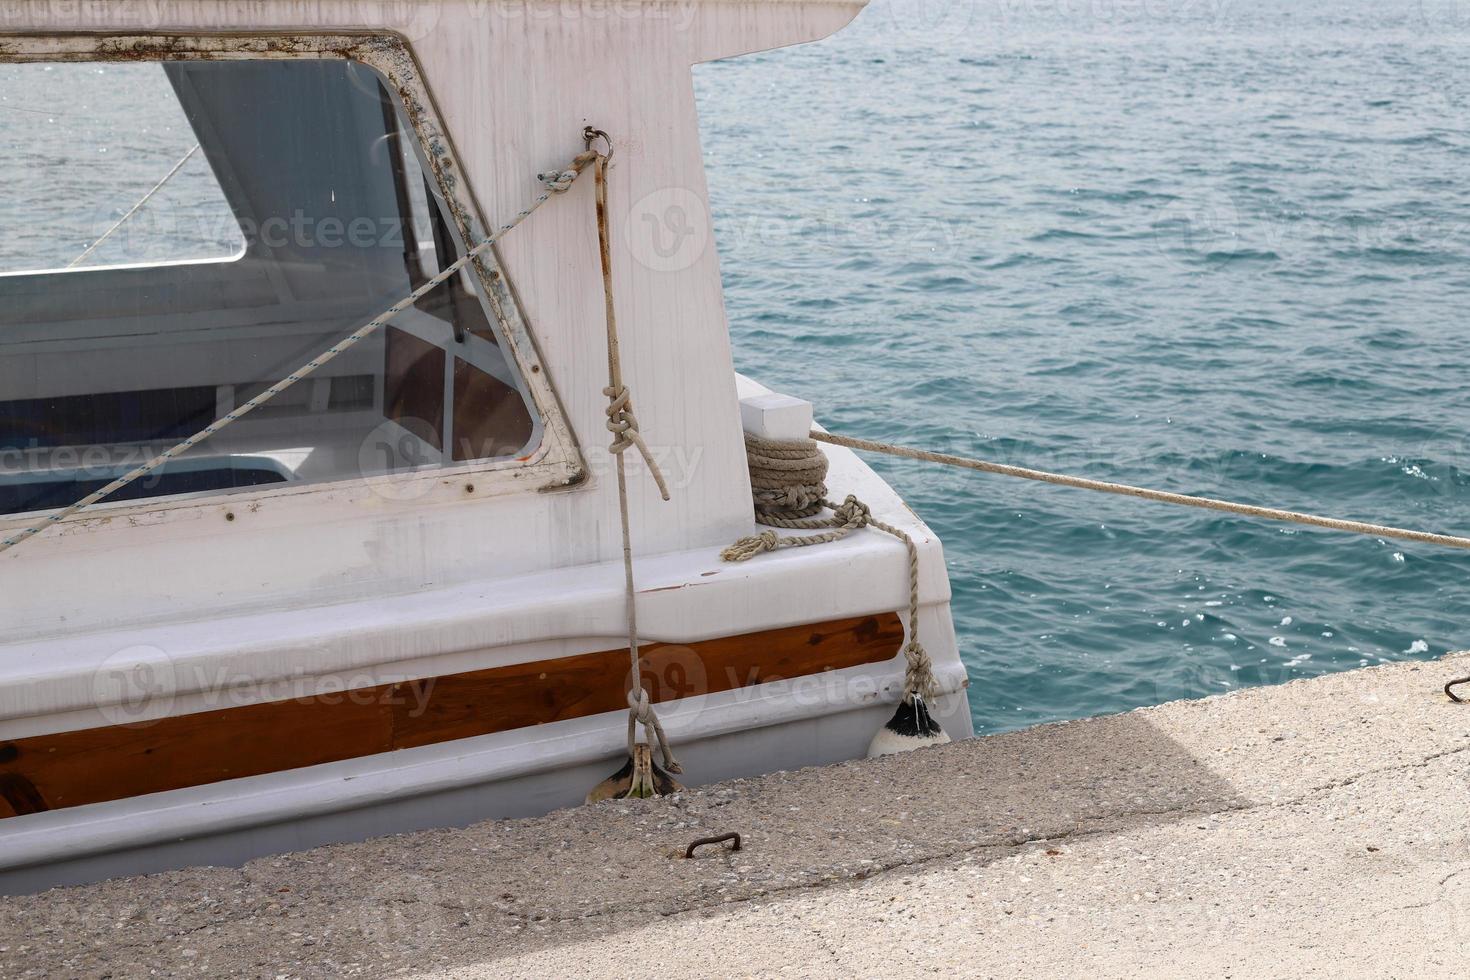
[587,128,680,774]
[722,433,938,703]
[811,430,1470,552]
[0,147,599,557]
[68,143,201,268]
[724,420,1470,705]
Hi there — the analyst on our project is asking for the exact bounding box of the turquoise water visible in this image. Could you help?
[695,0,1470,733]
[3,5,1465,737]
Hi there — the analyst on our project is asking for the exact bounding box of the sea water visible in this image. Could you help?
[695,0,1470,732]
[2,0,1466,736]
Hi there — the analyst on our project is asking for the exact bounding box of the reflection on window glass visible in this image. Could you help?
[0,62,244,272]
[0,59,542,518]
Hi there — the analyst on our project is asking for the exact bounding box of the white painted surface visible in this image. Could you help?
[739,392,815,440]
[0,386,955,737]
[0,0,979,888]
[1,0,870,640]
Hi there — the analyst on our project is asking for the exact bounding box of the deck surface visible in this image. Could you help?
[3,653,1468,978]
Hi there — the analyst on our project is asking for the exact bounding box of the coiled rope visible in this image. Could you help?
[0,147,599,557]
[722,433,938,704]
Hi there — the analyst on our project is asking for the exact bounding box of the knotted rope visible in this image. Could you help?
[605,384,670,500]
[0,147,599,557]
[722,433,938,704]
[587,129,679,773]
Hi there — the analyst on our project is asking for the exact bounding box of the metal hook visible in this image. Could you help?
[1446,676,1470,702]
[685,832,741,858]
[583,126,613,162]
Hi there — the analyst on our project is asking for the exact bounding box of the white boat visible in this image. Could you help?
[0,0,971,894]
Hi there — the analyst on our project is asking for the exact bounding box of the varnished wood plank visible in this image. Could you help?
[5,697,395,814]
[0,613,901,818]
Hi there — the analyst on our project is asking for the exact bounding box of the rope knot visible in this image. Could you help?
[832,495,871,528]
[537,167,580,193]
[601,384,670,499]
[603,384,637,453]
[773,484,822,512]
[720,529,780,563]
[627,687,682,775]
[628,687,656,724]
[903,640,937,703]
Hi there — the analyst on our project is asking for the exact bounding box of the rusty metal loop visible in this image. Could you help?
[583,126,613,162]
[1445,676,1470,702]
[685,832,741,859]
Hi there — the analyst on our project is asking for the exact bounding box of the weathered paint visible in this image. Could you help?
[0,0,978,892]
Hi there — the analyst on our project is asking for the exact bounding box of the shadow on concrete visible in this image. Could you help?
[0,711,1252,977]
[342,709,1252,972]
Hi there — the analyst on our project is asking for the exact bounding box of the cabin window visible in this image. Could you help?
[0,57,542,518]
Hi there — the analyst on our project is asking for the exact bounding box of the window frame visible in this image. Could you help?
[0,32,586,532]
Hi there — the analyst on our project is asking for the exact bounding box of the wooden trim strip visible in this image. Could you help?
[0,613,902,819]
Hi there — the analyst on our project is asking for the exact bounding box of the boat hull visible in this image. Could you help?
[0,687,971,895]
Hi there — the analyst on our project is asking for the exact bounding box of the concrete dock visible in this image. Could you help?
[3,653,1468,978]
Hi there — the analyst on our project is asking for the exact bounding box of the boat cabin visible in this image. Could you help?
[0,1,971,894]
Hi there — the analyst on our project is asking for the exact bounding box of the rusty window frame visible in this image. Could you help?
[0,32,586,530]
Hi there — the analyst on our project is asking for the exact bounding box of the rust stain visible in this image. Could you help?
[539,467,588,492]
[638,582,706,595]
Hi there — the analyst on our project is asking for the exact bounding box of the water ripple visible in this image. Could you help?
[700,0,1470,735]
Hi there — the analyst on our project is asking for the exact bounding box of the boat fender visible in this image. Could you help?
[866,694,951,758]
